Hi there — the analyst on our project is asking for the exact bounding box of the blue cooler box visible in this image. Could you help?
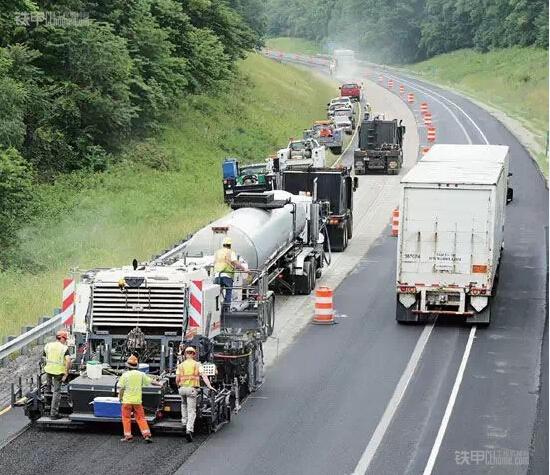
[93,397,121,418]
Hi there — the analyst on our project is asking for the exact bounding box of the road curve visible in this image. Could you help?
[0,61,547,475]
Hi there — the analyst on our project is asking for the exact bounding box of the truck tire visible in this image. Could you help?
[331,146,343,155]
[309,258,317,290]
[396,297,419,324]
[346,215,353,240]
[332,226,348,252]
[294,261,312,295]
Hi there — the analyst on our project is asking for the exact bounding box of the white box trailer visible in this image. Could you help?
[396,146,509,325]
[422,144,513,203]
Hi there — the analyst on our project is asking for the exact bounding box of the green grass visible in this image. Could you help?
[266,37,323,56]
[0,53,336,339]
[403,47,548,174]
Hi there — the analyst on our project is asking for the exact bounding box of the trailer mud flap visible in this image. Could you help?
[395,296,420,324]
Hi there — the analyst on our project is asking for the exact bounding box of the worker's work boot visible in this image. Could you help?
[50,414,61,420]
[185,431,193,442]
[144,436,153,444]
[120,436,134,442]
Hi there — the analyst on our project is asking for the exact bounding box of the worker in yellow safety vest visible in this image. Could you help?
[43,329,72,419]
[118,355,163,443]
[176,346,215,442]
[213,237,246,306]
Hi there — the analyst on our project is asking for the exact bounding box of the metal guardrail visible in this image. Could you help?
[0,307,71,362]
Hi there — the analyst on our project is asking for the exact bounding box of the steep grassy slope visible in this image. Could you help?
[404,48,548,173]
[0,54,335,339]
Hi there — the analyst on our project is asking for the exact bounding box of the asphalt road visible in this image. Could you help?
[0,60,547,475]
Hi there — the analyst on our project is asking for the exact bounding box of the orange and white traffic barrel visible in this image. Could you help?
[312,287,335,325]
[391,208,400,237]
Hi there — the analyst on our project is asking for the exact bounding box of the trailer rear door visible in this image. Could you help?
[399,186,494,288]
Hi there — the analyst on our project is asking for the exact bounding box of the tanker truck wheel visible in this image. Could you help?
[294,260,313,295]
[346,215,353,240]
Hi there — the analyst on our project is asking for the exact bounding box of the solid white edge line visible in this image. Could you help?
[397,76,490,145]
[383,73,473,145]
[352,323,435,475]
[423,326,477,475]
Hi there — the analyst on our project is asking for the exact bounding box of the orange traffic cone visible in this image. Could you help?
[312,287,335,325]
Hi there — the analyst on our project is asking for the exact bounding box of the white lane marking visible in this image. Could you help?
[383,73,472,145]
[333,101,362,166]
[352,323,435,475]
[423,326,477,475]
[395,75,490,145]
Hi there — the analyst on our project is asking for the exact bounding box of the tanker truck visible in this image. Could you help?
[23,190,327,432]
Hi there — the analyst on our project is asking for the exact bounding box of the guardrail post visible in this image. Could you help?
[38,316,51,345]
[11,382,15,406]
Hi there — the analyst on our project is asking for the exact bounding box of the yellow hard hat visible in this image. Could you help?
[223,237,232,246]
[184,347,196,354]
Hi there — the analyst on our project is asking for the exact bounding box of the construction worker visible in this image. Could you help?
[213,237,246,306]
[118,355,162,443]
[365,102,372,120]
[43,329,72,420]
[176,346,215,442]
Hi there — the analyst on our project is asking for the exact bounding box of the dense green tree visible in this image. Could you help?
[0,147,35,268]
[265,0,548,63]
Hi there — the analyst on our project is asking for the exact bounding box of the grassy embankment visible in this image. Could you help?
[402,48,548,175]
[266,37,322,55]
[0,54,335,339]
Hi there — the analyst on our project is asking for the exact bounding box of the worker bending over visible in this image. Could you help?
[176,346,215,442]
[43,329,72,419]
[213,237,246,305]
[118,355,162,443]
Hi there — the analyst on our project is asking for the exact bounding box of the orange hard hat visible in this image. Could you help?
[56,330,69,341]
[127,355,139,367]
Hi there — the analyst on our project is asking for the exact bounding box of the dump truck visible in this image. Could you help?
[282,168,358,252]
[354,117,406,175]
[222,159,276,203]
[24,190,328,432]
[304,120,344,155]
[395,145,510,325]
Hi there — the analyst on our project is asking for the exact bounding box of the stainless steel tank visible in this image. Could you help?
[184,191,310,270]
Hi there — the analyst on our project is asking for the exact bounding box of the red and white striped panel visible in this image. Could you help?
[187,280,203,337]
[427,127,436,143]
[387,79,394,89]
[407,93,415,104]
[399,85,405,94]
[62,278,75,327]
[423,113,433,125]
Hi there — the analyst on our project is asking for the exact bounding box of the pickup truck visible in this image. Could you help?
[340,82,361,102]
[304,121,344,155]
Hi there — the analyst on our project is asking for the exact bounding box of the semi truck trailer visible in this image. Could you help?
[396,145,510,325]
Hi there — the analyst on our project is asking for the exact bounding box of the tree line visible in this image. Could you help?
[266,0,548,63]
[0,0,265,268]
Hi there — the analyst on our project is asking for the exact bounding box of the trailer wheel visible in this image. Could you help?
[309,258,317,290]
[396,297,419,324]
[293,260,312,295]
